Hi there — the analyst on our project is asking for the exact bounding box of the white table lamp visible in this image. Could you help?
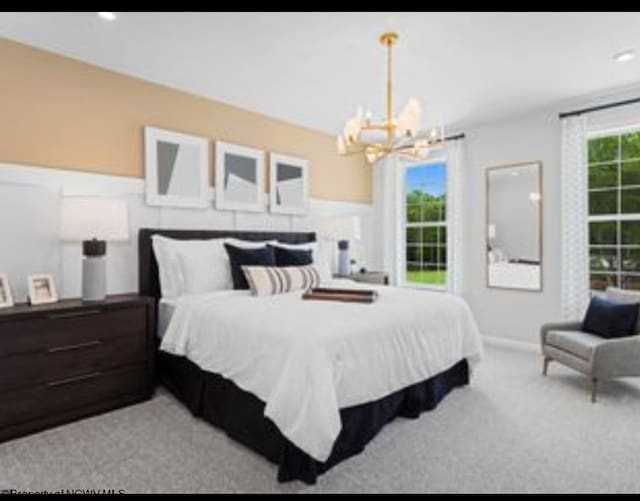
[314,215,362,277]
[60,197,129,301]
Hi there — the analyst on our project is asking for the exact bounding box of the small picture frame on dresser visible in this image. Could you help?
[27,274,58,305]
[0,274,14,308]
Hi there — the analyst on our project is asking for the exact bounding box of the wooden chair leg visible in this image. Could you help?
[591,378,597,403]
[542,356,551,376]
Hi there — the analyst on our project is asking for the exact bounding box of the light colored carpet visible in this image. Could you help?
[2,344,640,494]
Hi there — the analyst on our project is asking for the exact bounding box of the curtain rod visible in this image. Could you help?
[559,97,640,119]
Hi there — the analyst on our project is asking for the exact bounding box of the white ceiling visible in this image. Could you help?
[1,12,640,134]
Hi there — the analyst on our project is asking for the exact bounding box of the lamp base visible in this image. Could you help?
[82,256,106,301]
[337,240,350,277]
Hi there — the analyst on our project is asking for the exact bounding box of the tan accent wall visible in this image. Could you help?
[0,38,371,203]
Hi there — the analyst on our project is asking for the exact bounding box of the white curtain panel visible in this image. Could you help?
[446,139,464,294]
[560,115,590,320]
[373,155,402,285]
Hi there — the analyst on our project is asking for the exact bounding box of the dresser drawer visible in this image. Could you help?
[0,306,146,358]
[0,365,148,429]
[0,334,147,394]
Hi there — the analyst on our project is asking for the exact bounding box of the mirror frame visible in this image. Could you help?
[485,161,543,292]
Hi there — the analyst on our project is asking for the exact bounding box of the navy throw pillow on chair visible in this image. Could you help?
[582,295,639,339]
[224,244,276,290]
[270,245,313,267]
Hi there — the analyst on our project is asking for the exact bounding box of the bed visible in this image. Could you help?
[488,261,541,290]
[139,228,483,484]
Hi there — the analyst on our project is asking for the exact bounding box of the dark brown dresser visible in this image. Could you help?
[0,294,155,442]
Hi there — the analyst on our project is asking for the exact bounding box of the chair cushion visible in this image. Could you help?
[582,295,639,339]
[605,286,640,304]
[606,287,640,332]
[545,330,605,361]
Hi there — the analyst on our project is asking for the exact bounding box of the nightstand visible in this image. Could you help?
[0,294,155,442]
[336,271,390,285]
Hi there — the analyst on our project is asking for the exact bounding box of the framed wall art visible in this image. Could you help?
[215,141,265,212]
[144,126,210,208]
[269,153,308,215]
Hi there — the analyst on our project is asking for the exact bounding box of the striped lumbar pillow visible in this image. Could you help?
[242,265,322,296]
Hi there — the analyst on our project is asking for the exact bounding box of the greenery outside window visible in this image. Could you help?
[588,129,640,291]
[404,162,447,287]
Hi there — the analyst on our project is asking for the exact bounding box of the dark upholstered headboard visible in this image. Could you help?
[138,228,316,299]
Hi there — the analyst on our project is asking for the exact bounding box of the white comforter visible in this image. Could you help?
[160,281,483,462]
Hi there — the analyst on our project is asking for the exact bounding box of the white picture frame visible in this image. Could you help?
[269,153,309,215]
[215,141,265,212]
[0,274,14,308]
[144,126,210,208]
[27,274,59,306]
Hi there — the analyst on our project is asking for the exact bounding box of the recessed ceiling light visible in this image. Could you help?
[613,49,636,63]
[97,12,117,21]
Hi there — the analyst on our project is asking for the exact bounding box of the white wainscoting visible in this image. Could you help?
[0,163,375,302]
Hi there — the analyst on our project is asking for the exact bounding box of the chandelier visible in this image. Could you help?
[336,32,445,164]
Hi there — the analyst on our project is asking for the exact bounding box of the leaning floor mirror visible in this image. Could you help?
[486,161,542,291]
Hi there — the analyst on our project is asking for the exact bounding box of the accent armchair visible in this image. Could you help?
[540,287,640,403]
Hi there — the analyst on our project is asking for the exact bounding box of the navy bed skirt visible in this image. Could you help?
[158,352,469,484]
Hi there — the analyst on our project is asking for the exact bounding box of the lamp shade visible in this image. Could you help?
[346,215,362,241]
[396,98,422,138]
[60,197,129,241]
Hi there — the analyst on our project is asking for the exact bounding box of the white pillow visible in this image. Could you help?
[272,241,332,283]
[178,239,232,294]
[152,236,233,298]
[174,237,279,295]
[152,235,185,299]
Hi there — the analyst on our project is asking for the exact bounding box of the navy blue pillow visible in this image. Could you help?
[582,295,639,339]
[269,245,313,267]
[224,244,276,290]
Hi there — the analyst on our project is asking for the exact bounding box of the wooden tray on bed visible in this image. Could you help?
[302,287,378,303]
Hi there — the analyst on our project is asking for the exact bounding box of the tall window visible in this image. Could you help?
[404,162,447,287]
[588,129,640,290]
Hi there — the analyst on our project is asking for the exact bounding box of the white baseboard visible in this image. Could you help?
[483,335,540,354]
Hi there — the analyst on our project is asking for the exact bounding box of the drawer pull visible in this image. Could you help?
[48,340,102,353]
[47,309,102,320]
[47,372,102,387]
